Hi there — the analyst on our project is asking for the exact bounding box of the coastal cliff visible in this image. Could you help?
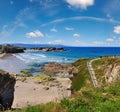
[0,70,16,110]
[92,57,120,84]
[105,63,120,83]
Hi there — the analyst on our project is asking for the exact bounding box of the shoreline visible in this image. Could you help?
[0,54,72,108]
[0,53,13,59]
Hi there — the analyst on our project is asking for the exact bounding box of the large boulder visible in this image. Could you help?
[0,70,16,110]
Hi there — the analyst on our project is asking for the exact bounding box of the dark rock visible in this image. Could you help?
[43,87,49,90]
[0,45,25,53]
[0,70,16,110]
[32,63,41,67]
[29,47,65,52]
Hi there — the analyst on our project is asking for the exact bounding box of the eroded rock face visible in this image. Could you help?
[105,64,120,83]
[0,70,16,110]
[41,62,78,77]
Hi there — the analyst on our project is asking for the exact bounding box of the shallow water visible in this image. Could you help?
[0,55,28,74]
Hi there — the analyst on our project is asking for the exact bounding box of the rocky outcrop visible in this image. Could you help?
[41,62,78,77]
[0,70,16,110]
[0,44,25,53]
[28,47,65,52]
[105,64,120,83]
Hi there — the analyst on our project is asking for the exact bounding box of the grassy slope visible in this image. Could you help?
[13,58,120,112]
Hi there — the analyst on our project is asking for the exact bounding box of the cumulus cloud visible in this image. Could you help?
[73,33,80,37]
[26,30,44,38]
[114,26,120,34]
[106,36,120,43]
[65,27,74,31]
[50,28,58,32]
[65,0,94,9]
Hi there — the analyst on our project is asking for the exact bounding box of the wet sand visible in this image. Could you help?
[0,53,27,74]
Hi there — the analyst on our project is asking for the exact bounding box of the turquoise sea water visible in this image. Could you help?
[0,47,120,74]
[14,47,120,64]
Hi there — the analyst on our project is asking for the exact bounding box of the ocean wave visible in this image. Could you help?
[13,52,74,65]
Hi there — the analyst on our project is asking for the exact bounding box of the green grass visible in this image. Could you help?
[12,57,120,112]
[14,102,67,112]
[71,58,92,91]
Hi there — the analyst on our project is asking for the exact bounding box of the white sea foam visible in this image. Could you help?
[13,52,74,65]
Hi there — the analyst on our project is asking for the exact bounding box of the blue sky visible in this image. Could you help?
[0,0,120,46]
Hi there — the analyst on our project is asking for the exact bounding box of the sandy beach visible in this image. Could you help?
[12,76,71,108]
[0,53,72,108]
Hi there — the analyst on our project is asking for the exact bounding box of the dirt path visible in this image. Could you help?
[87,58,100,88]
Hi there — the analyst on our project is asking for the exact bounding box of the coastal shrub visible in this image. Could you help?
[34,75,55,83]
[13,102,66,112]
[20,68,33,77]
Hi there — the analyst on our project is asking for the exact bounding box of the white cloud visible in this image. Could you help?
[106,36,120,43]
[114,26,120,34]
[50,28,58,32]
[106,37,115,42]
[54,40,64,43]
[73,33,80,37]
[29,0,33,2]
[26,30,44,38]
[48,39,64,44]
[65,0,94,9]
[65,27,74,31]
[10,0,13,5]
[93,41,106,45]
[33,41,41,44]
[41,16,120,27]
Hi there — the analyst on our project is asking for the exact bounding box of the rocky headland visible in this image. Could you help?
[0,44,25,53]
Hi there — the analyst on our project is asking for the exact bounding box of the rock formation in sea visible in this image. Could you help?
[0,70,16,110]
[28,47,65,52]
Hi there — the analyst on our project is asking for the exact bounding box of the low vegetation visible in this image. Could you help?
[71,58,92,91]
[10,57,120,112]
[34,75,55,83]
